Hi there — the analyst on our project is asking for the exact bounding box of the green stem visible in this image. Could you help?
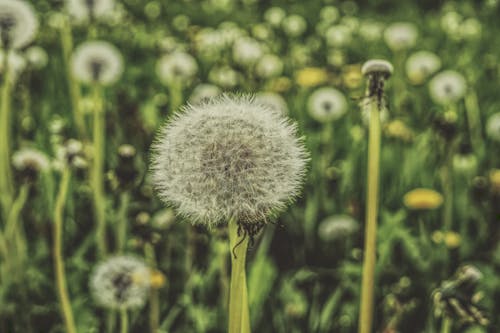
[53,168,77,333]
[0,52,13,217]
[60,17,87,140]
[440,316,451,333]
[144,243,160,333]
[228,217,251,333]
[441,154,454,232]
[116,191,130,253]
[92,85,107,258]
[358,98,381,333]
[464,90,483,156]
[120,308,128,333]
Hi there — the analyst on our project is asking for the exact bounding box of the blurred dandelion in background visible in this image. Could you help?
[428,70,467,106]
[307,87,347,122]
[0,0,38,50]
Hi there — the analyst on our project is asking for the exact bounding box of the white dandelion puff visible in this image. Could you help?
[0,0,38,49]
[428,70,467,105]
[90,256,151,310]
[12,148,50,173]
[405,51,441,84]
[325,25,352,47]
[232,37,263,66]
[208,65,240,88]
[0,49,26,81]
[150,94,309,226]
[71,40,124,86]
[66,0,115,23]
[156,51,198,86]
[384,22,418,51]
[25,46,48,69]
[486,112,500,142]
[307,87,348,123]
[318,214,359,242]
[264,7,286,27]
[189,83,221,105]
[255,54,284,79]
[282,14,307,37]
[255,92,288,115]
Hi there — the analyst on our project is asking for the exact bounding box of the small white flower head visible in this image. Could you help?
[0,49,26,81]
[208,65,240,88]
[12,148,50,176]
[25,46,48,69]
[428,70,467,105]
[318,214,359,242]
[71,40,123,86]
[189,83,221,105]
[0,0,38,50]
[384,22,418,51]
[264,7,286,27]
[325,25,352,47]
[282,14,307,37]
[405,51,441,84]
[90,256,151,310]
[151,95,309,226]
[307,87,348,123]
[486,112,500,142]
[460,18,482,40]
[255,92,288,115]
[66,0,115,23]
[319,6,340,24]
[255,53,283,79]
[361,59,394,77]
[232,37,263,66]
[156,51,198,86]
[358,20,384,42]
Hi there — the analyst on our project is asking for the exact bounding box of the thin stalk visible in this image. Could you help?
[53,167,77,333]
[120,308,128,333]
[60,17,87,140]
[0,52,13,216]
[440,316,451,333]
[5,184,29,277]
[464,90,483,156]
[145,243,160,333]
[441,153,453,232]
[116,191,130,253]
[358,98,382,333]
[228,217,251,333]
[92,85,107,257]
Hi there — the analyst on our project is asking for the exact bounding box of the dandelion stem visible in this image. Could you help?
[358,97,382,333]
[0,52,13,217]
[440,316,451,333]
[464,90,483,156]
[60,17,87,140]
[228,217,251,333]
[92,85,107,257]
[53,167,77,333]
[145,242,160,333]
[120,308,128,333]
[116,191,130,253]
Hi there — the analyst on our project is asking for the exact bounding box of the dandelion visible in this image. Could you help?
[307,87,347,122]
[232,37,263,66]
[156,51,198,86]
[282,14,307,37]
[325,25,352,47]
[384,22,418,51]
[66,0,115,23]
[25,46,48,69]
[428,70,467,106]
[0,49,26,81]
[403,188,444,210]
[255,54,283,79]
[12,148,50,181]
[406,51,441,84]
[71,40,123,86]
[295,67,328,88]
[255,92,288,115]
[318,215,359,242]
[208,65,240,88]
[358,20,384,42]
[189,83,221,104]
[485,112,500,142]
[151,94,308,226]
[263,7,286,27]
[90,255,151,310]
[319,6,340,24]
[0,0,38,50]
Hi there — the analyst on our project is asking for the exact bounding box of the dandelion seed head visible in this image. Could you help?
[156,51,198,86]
[406,51,441,84]
[325,25,352,47]
[208,65,240,88]
[282,14,307,37]
[255,53,283,79]
[384,22,418,51]
[307,87,347,123]
[66,0,115,23]
[90,256,151,310]
[71,40,123,85]
[318,214,359,242]
[485,112,500,142]
[0,0,38,49]
[25,46,48,69]
[361,59,393,77]
[264,7,286,27]
[12,148,50,173]
[428,70,466,105]
[189,83,221,104]
[0,49,26,81]
[232,37,263,66]
[255,92,288,115]
[151,94,308,226]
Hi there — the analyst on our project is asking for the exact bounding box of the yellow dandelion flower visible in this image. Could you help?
[342,64,363,89]
[150,270,167,288]
[403,188,444,210]
[385,119,414,142]
[268,76,292,93]
[443,231,461,249]
[295,67,328,88]
[489,169,500,192]
[431,230,443,243]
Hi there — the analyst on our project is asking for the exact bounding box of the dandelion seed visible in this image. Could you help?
[0,0,38,50]
[156,51,198,86]
[307,87,347,122]
[90,256,151,310]
[485,112,500,142]
[428,70,467,105]
[406,51,441,84]
[384,22,418,51]
[150,94,308,227]
[318,214,359,242]
[66,0,115,23]
[71,40,123,86]
[255,92,288,115]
